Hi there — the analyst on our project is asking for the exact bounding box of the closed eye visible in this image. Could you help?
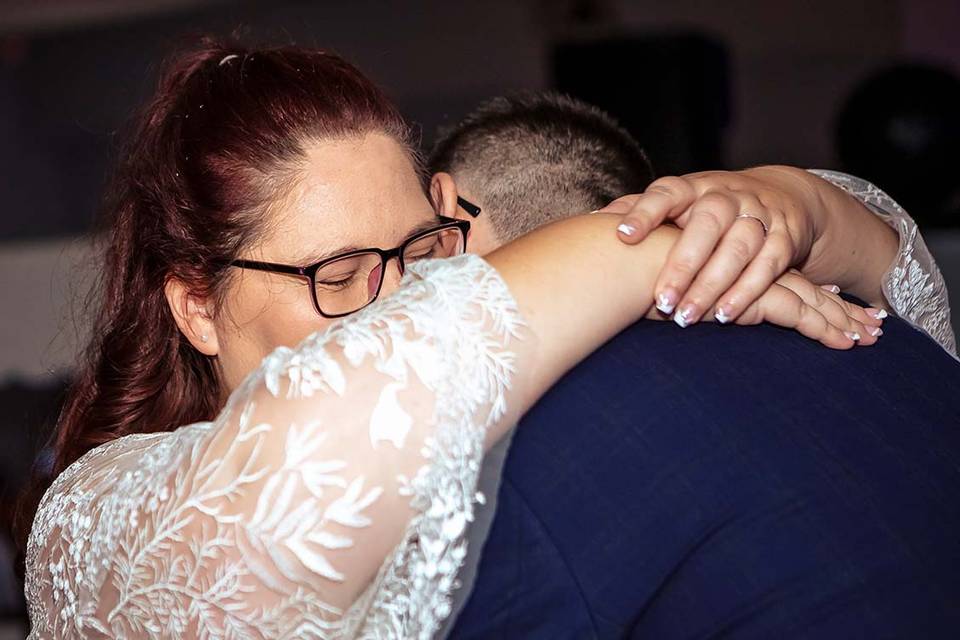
[317,272,360,290]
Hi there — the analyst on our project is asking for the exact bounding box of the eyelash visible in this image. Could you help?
[317,273,357,290]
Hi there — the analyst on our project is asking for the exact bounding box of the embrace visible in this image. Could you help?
[18,37,960,639]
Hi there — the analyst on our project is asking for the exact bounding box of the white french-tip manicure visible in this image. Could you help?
[868,308,888,320]
[617,223,636,236]
[674,308,692,328]
[844,331,861,342]
[715,308,731,324]
[869,326,883,337]
[821,284,841,294]
[656,293,675,314]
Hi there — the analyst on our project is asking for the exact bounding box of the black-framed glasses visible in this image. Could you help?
[457,196,481,218]
[227,215,471,318]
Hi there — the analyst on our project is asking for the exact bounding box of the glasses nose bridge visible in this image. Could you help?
[381,245,406,275]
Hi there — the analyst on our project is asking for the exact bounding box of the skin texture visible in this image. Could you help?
[167,133,438,395]
[434,164,894,336]
[602,166,899,322]
[430,172,501,256]
[167,133,882,403]
[482,214,880,435]
[430,167,882,345]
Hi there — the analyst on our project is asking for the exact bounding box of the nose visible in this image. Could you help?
[376,256,405,298]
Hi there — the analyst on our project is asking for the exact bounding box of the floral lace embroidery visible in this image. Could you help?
[25,254,525,639]
[809,170,956,356]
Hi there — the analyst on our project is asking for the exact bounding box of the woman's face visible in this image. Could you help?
[213,132,437,393]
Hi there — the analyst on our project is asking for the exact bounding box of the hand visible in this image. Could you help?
[734,270,885,349]
[599,168,822,326]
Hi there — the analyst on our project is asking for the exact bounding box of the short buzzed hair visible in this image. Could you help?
[429,92,654,243]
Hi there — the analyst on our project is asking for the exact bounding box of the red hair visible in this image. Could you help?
[15,35,416,554]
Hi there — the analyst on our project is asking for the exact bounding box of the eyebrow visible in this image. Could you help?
[293,215,442,266]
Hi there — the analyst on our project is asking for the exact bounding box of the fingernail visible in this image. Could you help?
[656,290,677,314]
[844,331,861,342]
[868,326,883,337]
[674,306,694,328]
[821,284,841,294]
[867,308,888,320]
[617,223,636,236]
[715,306,732,324]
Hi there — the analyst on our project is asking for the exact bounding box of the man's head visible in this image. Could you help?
[429,92,654,254]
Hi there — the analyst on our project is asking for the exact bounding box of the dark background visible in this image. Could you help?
[1,0,958,634]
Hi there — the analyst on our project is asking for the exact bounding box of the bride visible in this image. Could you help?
[20,38,950,638]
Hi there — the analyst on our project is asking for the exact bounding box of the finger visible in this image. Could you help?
[711,231,793,323]
[821,292,883,342]
[814,285,884,335]
[612,176,698,244]
[818,284,887,327]
[740,284,857,350]
[597,193,640,215]
[672,203,768,324]
[654,191,740,315]
[864,307,889,324]
[776,272,882,345]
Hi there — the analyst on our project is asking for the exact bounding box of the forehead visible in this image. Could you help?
[256,132,433,263]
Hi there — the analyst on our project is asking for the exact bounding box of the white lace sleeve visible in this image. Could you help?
[808,169,956,356]
[25,253,527,639]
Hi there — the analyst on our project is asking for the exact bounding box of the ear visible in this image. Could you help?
[164,277,219,356]
[429,172,462,219]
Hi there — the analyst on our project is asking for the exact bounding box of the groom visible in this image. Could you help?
[431,93,960,637]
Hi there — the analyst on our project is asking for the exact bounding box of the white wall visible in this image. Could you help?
[0,237,96,381]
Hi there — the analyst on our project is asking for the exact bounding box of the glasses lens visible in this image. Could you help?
[402,227,465,265]
[314,252,384,316]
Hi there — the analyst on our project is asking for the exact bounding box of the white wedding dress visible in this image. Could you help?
[25,174,955,639]
[27,254,527,639]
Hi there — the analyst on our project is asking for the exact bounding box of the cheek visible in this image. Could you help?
[215,276,333,390]
[367,262,383,297]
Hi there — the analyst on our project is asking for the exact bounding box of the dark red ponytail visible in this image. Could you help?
[15,35,417,555]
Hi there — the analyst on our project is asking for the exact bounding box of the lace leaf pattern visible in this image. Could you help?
[339,255,523,639]
[809,170,956,356]
[25,254,525,639]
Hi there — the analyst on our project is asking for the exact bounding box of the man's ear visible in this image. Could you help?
[429,172,462,219]
[164,277,219,356]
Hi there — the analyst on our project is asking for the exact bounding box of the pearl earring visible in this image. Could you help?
[201,334,209,343]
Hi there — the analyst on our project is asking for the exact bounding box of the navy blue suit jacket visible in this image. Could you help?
[450,315,960,639]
